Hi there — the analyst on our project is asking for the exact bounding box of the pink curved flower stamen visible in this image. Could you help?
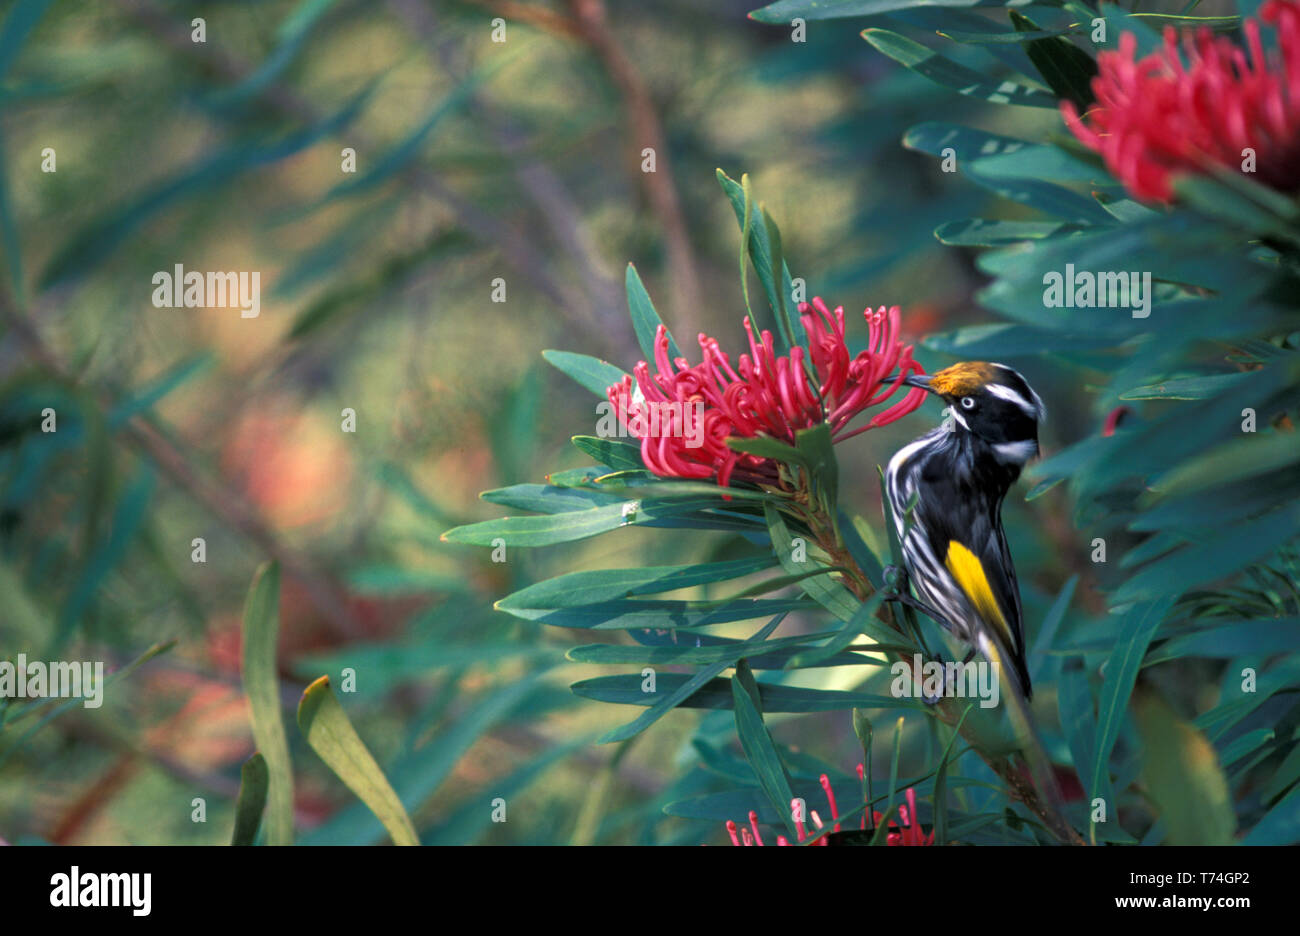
[609,300,927,487]
[1063,1,1300,203]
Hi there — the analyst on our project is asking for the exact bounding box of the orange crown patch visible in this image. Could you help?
[928,362,998,396]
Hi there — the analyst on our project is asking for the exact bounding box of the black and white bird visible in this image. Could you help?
[884,361,1046,700]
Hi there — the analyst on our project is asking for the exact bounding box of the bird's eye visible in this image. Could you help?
[960,396,976,410]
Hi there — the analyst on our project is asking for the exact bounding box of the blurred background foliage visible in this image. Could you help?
[0,0,1295,845]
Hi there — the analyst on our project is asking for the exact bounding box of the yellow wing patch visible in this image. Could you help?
[929,362,997,396]
[944,540,1012,647]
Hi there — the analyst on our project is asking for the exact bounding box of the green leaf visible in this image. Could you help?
[204,0,338,111]
[786,590,887,669]
[1175,173,1300,246]
[41,87,373,287]
[107,354,215,428]
[240,561,294,846]
[1010,10,1098,110]
[599,614,786,744]
[319,52,516,203]
[794,422,838,511]
[571,674,928,712]
[935,219,1083,247]
[502,596,813,631]
[904,122,1034,161]
[571,435,644,471]
[297,675,419,846]
[293,641,557,699]
[1245,785,1300,845]
[732,660,798,835]
[300,674,547,845]
[969,144,1108,185]
[0,641,175,768]
[0,0,56,81]
[1115,504,1300,604]
[567,629,882,669]
[541,350,629,396]
[716,169,804,351]
[727,435,808,471]
[1089,598,1173,842]
[497,556,777,612]
[762,206,801,355]
[1133,690,1236,845]
[1118,372,1248,401]
[750,0,981,23]
[932,705,973,846]
[1028,574,1077,682]
[626,263,683,362]
[0,126,25,301]
[869,716,905,845]
[1057,661,1104,811]
[1100,2,1164,57]
[231,753,269,846]
[480,483,624,514]
[863,29,1058,108]
[1149,430,1300,498]
[1144,618,1300,666]
[443,498,738,547]
[57,466,155,647]
[423,736,594,845]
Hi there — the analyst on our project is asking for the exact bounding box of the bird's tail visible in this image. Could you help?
[977,631,1074,842]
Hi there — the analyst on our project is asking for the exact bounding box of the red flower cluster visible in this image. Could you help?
[1062,1,1300,203]
[725,767,934,846]
[606,300,926,487]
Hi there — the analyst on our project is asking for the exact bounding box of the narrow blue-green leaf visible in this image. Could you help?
[750,0,981,23]
[1028,574,1077,682]
[541,350,629,396]
[732,659,797,835]
[571,435,643,471]
[297,675,418,846]
[1057,662,1105,810]
[863,29,1057,108]
[933,705,973,846]
[0,641,175,768]
[41,87,374,286]
[1244,785,1300,845]
[600,614,786,743]
[571,674,928,712]
[240,562,294,846]
[231,753,269,846]
[321,53,515,202]
[107,354,215,428]
[0,0,56,80]
[786,591,887,669]
[1089,598,1173,842]
[626,263,682,362]
[300,674,545,845]
[869,716,906,845]
[57,467,154,646]
[497,555,777,612]
[716,169,803,351]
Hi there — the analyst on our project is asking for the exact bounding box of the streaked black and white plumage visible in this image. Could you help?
[884,361,1045,700]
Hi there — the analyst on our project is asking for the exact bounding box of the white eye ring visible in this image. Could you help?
[960,396,976,410]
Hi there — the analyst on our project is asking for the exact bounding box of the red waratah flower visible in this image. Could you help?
[606,299,927,487]
[724,767,935,846]
[1062,0,1300,203]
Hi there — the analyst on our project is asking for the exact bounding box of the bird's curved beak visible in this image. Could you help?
[902,373,937,393]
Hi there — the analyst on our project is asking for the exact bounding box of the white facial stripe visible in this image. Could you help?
[992,439,1038,464]
[990,364,1046,421]
[947,407,970,431]
[985,382,1037,417]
